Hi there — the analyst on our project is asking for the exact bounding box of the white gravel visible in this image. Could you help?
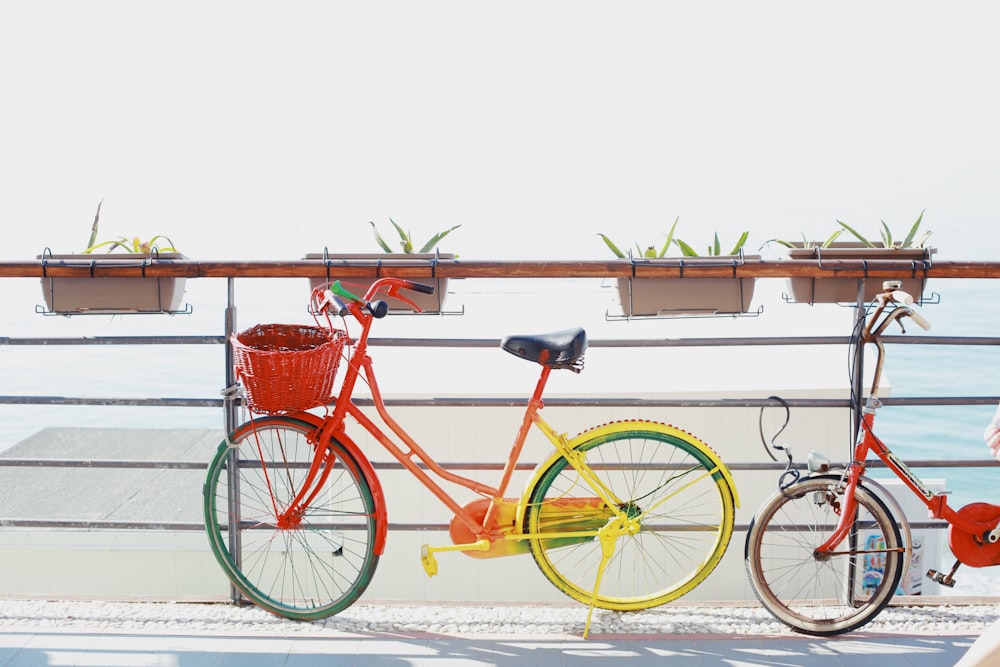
[0,598,996,638]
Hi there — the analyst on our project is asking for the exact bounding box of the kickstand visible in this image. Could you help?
[583,519,622,639]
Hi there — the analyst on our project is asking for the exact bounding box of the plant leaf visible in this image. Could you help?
[658,216,680,257]
[712,232,721,256]
[369,221,395,253]
[598,234,626,258]
[388,218,413,253]
[837,220,875,247]
[674,239,700,256]
[727,231,749,256]
[880,220,892,248]
[147,235,178,252]
[87,199,103,249]
[820,229,843,248]
[418,224,461,254]
[901,209,925,248]
[82,239,116,253]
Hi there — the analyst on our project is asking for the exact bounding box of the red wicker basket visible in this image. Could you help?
[231,323,346,414]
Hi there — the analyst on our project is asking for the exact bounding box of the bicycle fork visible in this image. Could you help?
[250,417,339,529]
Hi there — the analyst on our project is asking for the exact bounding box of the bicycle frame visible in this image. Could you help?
[296,280,628,555]
[815,296,999,560]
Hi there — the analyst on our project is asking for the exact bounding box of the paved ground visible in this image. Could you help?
[0,625,983,666]
[0,599,993,666]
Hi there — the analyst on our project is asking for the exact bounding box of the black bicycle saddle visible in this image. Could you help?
[500,327,587,373]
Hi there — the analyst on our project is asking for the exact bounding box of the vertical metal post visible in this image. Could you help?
[222,276,243,603]
[846,277,866,604]
[850,278,866,456]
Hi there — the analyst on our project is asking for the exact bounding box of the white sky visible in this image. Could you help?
[1,1,998,261]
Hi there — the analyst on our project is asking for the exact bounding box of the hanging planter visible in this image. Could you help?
[600,221,758,317]
[784,243,935,304]
[36,202,189,315]
[305,220,460,314]
[616,255,760,317]
[37,249,189,315]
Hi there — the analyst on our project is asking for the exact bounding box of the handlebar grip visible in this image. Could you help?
[319,290,350,317]
[890,290,915,305]
[405,280,435,295]
[908,309,932,331]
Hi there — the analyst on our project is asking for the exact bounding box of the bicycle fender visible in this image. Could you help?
[272,412,389,557]
[854,475,914,583]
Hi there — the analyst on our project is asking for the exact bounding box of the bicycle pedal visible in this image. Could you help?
[420,545,439,578]
[926,568,956,587]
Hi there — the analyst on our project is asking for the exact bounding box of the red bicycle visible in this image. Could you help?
[745,281,1000,635]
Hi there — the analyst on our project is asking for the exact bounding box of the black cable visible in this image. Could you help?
[759,395,791,463]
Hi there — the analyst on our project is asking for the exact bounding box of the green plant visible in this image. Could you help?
[599,217,679,259]
[674,231,750,257]
[767,229,844,250]
[836,210,931,249]
[599,218,749,258]
[80,200,179,254]
[370,219,461,254]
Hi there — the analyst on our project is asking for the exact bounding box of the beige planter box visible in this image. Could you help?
[616,255,759,316]
[38,253,187,314]
[785,243,935,304]
[305,252,452,313]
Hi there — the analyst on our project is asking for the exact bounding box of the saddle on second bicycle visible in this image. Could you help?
[501,327,587,373]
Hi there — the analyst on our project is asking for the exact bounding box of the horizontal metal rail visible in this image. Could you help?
[1,458,995,472]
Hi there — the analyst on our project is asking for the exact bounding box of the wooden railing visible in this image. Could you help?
[4,257,1000,279]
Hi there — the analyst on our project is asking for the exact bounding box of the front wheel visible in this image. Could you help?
[523,422,737,610]
[744,474,904,635]
[203,415,380,620]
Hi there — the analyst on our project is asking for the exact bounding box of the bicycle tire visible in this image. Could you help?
[523,421,736,610]
[203,415,380,620]
[744,474,904,635]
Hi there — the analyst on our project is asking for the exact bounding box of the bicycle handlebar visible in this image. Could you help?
[873,286,932,332]
[313,277,436,320]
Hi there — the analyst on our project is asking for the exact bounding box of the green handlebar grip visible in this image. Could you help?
[331,280,361,302]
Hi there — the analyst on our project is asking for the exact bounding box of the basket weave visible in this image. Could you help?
[232,323,346,414]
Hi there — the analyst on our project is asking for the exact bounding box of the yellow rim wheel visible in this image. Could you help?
[524,422,736,610]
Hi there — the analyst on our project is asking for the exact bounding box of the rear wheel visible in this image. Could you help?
[745,475,904,635]
[204,416,380,620]
[524,423,736,610]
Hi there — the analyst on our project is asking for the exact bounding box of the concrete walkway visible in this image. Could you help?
[0,625,981,666]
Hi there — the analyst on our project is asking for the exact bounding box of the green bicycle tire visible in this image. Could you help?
[203,415,380,620]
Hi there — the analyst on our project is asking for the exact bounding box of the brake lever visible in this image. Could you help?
[385,285,421,312]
